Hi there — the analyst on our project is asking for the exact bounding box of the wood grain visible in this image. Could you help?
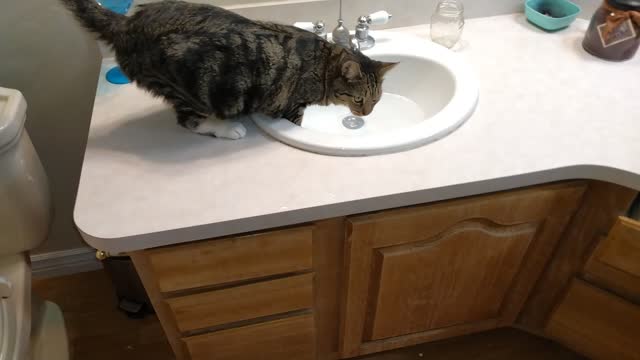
[312,219,346,360]
[340,182,586,357]
[32,270,584,360]
[546,279,640,360]
[359,320,499,356]
[183,313,316,360]
[359,327,584,360]
[147,226,313,293]
[583,217,640,302]
[130,251,189,360]
[167,273,314,333]
[519,181,637,329]
[366,220,536,340]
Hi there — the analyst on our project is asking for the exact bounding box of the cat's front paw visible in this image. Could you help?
[214,122,247,140]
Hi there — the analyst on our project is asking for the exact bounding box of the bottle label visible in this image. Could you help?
[597,19,637,48]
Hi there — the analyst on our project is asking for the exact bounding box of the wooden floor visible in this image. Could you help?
[33,270,585,360]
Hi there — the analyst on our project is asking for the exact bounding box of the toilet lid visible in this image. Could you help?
[0,87,27,149]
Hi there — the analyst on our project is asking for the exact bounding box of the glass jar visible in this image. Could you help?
[582,0,640,61]
[430,0,465,49]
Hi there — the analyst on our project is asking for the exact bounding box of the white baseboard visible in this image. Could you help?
[31,247,103,279]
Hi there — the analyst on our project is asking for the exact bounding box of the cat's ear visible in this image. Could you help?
[378,62,398,76]
[341,60,362,81]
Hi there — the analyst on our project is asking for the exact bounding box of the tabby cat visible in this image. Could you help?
[61,0,396,139]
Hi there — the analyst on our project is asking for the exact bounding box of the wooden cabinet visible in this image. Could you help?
[543,216,640,360]
[584,216,640,302]
[128,181,613,360]
[339,182,586,357]
[145,226,313,293]
[166,273,314,333]
[130,225,322,360]
[546,279,640,360]
[184,314,317,360]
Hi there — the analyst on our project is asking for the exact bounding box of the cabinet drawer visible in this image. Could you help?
[147,226,313,293]
[584,217,640,301]
[184,314,316,360]
[167,273,314,333]
[546,279,640,360]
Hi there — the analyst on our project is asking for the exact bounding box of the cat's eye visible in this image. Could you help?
[354,96,364,104]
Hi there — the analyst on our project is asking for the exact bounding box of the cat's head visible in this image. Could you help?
[329,55,397,117]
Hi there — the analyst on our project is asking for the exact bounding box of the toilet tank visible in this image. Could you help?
[0,87,51,256]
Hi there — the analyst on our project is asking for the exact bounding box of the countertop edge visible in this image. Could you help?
[76,164,640,253]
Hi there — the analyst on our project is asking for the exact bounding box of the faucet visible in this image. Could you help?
[293,20,327,39]
[354,11,393,50]
[331,7,393,51]
[297,1,392,52]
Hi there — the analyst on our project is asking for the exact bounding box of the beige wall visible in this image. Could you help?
[0,0,100,254]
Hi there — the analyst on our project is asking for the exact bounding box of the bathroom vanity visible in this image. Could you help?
[128,180,640,360]
[75,15,640,360]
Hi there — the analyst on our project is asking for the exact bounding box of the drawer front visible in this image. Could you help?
[167,273,314,333]
[184,314,316,360]
[147,226,313,293]
[584,217,640,300]
[546,279,640,360]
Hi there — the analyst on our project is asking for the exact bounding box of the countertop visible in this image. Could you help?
[74,14,640,253]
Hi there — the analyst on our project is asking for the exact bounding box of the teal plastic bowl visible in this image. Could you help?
[525,0,581,31]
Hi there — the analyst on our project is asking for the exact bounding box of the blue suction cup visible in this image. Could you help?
[99,0,133,85]
[106,66,130,84]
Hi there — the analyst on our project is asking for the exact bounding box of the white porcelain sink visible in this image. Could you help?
[252,32,479,156]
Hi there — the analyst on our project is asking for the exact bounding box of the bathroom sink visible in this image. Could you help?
[252,32,479,156]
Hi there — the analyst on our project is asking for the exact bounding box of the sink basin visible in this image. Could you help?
[252,32,479,156]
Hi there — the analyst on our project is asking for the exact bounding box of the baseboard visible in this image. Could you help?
[31,247,103,279]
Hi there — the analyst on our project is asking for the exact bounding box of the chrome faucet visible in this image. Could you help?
[331,0,354,50]
[293,20,327,39]
[298,1,392,52]
[354,11,393,50]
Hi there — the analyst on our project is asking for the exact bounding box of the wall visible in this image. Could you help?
[0,0,100,254]
[1,0,599,257]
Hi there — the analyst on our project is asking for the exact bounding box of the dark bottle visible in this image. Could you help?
[582,0,640,61]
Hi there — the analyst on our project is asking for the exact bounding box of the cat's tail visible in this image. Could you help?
[60,0,126,45]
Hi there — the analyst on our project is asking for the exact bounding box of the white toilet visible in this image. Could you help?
[0,86,69,360]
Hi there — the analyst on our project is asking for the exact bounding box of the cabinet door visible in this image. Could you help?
[340,182,586,357]
[583,216,640,302]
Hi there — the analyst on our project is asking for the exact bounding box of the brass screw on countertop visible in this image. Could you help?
[96,250,110,260]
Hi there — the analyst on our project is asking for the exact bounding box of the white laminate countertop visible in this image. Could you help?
[74,14,640,253]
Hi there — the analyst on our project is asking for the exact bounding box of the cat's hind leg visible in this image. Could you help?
[188,115,247,140]
[174,105,246,140]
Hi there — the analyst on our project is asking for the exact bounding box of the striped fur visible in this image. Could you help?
[61,0,397,134]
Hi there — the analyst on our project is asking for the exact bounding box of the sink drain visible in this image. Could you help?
[342,115,365,130]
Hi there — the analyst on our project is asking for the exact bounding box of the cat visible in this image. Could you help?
[61,0,396,139]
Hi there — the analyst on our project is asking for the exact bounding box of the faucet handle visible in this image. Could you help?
[367,10,392,25]
[293,22,316,31]
[294,21,327,39]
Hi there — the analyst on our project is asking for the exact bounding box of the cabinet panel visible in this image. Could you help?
[584,217,640,301]
[340,182,586,357]
[184,314,316,360]
[546,279,640,360]
[367,220,536,340]
[147,226,313,293]
[167,273,314,333]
